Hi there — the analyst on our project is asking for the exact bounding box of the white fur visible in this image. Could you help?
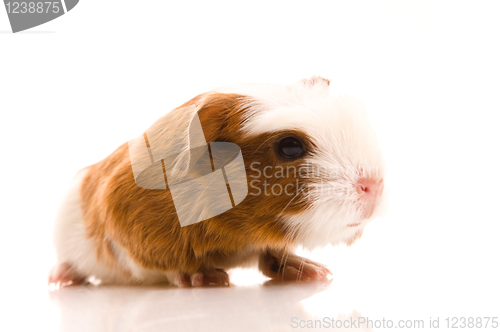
[53,168,125,284]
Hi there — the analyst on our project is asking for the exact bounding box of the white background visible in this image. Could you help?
[1,1,499,331]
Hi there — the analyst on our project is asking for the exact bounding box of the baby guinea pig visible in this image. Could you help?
[49,76,385,287]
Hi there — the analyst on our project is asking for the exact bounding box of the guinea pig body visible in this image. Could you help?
[50,77,385,287]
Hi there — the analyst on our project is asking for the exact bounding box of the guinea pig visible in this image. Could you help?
[49,76,385,287]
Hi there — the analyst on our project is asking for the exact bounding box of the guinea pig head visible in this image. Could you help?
[197,77,385,249]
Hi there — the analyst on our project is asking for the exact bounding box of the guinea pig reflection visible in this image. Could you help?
[50,281,371,332]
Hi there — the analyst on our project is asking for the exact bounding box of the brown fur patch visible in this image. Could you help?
[80,93,316,277]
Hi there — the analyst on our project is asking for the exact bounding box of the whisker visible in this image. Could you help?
[278,185,306,217]
[279,250,290,281]
[297,260,305,281]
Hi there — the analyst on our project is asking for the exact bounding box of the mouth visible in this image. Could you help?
[347,223,361,227]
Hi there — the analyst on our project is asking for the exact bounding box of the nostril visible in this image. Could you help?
[356,184,366,195]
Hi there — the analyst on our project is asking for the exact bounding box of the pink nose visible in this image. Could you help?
[355,178,384,198]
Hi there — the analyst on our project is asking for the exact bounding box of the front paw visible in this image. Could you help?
[259,250,332,281]
[166,268,230,287]
[48,262,86,288]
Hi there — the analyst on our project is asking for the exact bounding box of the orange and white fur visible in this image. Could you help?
[50,77,385,287]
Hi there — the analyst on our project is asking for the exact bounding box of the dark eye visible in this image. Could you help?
[277,137,305,159]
